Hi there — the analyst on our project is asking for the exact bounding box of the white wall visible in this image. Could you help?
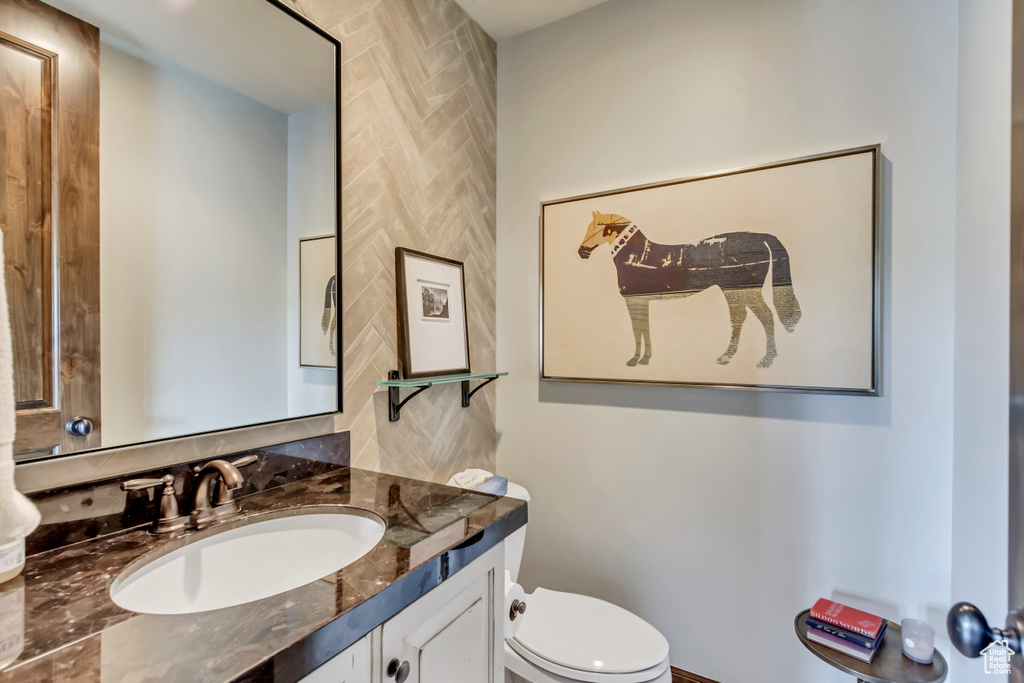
[952,1,1012,682]
[286,103,338,417]
[496,1,968,681]
[100,44,289,446]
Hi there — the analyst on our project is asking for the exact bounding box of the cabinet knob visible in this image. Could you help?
[510,599,527,621]
[386,658,410,683]
[66,417,94,436]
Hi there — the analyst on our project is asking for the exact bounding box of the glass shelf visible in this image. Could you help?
[377,371,508,422]
[376,372,508,388]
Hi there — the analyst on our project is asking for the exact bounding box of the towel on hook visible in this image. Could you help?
[0,234,39,545]
[445,469,493,490]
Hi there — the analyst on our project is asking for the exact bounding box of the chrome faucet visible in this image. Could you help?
[190,455,257,527]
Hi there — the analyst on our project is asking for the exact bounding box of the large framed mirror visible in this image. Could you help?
[0,0,341,461]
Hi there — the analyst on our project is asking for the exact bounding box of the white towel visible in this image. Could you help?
[445,468,493,490]
[0,235,39,545]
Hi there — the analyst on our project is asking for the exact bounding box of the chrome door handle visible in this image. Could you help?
[65,417,94,436]
[948,602,1023,657]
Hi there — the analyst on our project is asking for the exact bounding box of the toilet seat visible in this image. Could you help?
[507,588,670,683]
[507,641,671,683]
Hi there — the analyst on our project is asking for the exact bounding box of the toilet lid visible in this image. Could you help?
[512,589,669,674]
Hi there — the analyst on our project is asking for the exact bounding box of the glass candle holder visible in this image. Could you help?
[901,619,935,664]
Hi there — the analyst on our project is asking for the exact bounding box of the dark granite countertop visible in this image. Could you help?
[0,466,526,683]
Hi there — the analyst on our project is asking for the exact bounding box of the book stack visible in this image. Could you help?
[805,598,887,664]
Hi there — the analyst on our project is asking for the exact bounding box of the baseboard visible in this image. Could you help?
[670,666,721,683]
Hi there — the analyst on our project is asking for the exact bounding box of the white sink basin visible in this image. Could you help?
[110,508,386,615]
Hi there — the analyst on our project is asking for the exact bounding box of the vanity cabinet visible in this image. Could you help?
[380,543,502,683]
[299,543,503,683]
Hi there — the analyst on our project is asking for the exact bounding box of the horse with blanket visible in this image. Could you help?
[577,211,801,368]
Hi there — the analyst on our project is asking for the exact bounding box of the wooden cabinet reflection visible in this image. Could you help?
[1,0,101,458]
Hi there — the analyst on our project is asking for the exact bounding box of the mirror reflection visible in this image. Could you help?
[3,0,340,460]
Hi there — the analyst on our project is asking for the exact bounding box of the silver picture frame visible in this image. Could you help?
[539,144,882,396]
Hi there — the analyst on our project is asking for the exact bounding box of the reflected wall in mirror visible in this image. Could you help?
[0,0,341,460]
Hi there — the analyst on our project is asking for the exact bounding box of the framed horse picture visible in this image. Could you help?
[540,145,881,395]
[299,235,338,368]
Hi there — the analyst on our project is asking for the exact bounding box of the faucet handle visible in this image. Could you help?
[121,474,186,533]
[121,474,174,491]
[191,454,257,476]
[229,454,258,469]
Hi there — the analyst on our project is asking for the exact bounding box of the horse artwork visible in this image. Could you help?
[542,146,879,393]
[577,211,802,369]
[299,235,337,368]
[321,274,338,357]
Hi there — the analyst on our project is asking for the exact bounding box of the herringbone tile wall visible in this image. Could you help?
[286,0,498,482]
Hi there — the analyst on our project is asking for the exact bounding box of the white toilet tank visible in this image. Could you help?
[502,483,530,583]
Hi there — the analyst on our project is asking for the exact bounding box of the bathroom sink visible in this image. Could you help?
[110,507,386,615]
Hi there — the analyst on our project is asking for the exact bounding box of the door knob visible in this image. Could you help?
[65,417,94,436]
[386,658,410,683]
[947,601,1023,657]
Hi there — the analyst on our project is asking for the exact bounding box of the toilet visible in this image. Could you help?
[501,483,672,683]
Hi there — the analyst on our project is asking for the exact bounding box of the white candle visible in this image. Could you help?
[902,619,935,664]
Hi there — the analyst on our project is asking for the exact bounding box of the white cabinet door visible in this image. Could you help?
[298,633,372,683]
[381,545,503,683]
[418,590,487,683]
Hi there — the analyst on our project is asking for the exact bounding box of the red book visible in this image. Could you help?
[810,598,885,639]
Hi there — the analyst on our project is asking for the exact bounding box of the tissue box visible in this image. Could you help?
[473,476,508,496]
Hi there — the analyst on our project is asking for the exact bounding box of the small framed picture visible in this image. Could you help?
[395,248,470,378]
[299,235,338,368]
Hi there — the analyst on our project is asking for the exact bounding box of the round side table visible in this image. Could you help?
[794,610,947,683]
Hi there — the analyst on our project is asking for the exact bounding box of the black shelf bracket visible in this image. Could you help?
[388,371,431,423]
[461,375,500,408]
[385,371,505,422]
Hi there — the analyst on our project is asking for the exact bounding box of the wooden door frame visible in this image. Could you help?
[1011,0,1024,679]
[0,0,101,456]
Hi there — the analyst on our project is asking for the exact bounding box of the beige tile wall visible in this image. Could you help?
[288,0,498,482]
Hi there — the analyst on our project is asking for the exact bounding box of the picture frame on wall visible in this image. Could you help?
[540,144,881,395]
[299,235,338,368]
[395,248,471,379]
